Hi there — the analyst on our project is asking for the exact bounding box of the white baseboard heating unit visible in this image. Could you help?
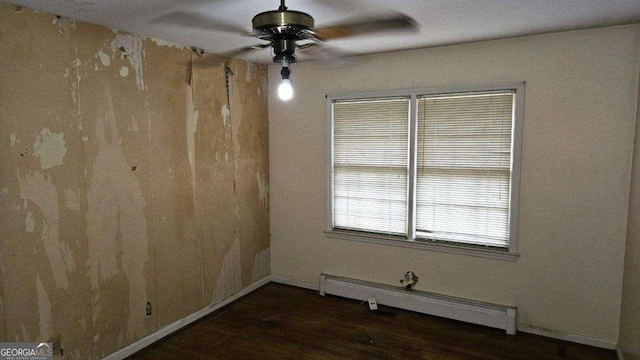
[319,273,517,335]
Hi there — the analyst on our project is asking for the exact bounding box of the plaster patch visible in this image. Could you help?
[119,66,129,78]
[10,133,17,147]
[256,172,269,208]
[221,104,230,126]
[18,170,69,289]
[63,59,80,79]
[97,50,110,66]
[33,128,67,169]
[36,274,53,341]
[186,87,199,206]
[25,211,35,233]
[213,238,242,304]
[110,33,145,91]
[70,82,78,107]
[64,188,80,210]
[87,90,149,341]
[1,188,8,195]
[246,61,254,82]
[131,115,139,132]
[250,248,270,283]
[61,242,75,273]
[82,136,89,142]
[148,37,185,49]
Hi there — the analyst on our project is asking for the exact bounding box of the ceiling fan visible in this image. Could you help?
[151,0,419,100]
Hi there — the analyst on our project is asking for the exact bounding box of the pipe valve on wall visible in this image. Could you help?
[400,271,419,289]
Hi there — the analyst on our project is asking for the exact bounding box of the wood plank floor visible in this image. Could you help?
[129,283,616,360]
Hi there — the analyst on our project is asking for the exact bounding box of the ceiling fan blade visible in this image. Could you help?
[298,43,363,68]
[314,12,419,41]
[225,43,271,57]
[150,11,251,35]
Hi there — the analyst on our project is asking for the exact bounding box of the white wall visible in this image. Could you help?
[269,25,640,344]
[619,62,640,359]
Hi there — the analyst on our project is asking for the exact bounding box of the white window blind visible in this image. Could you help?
[333,98,409,235]
[416,91,514,247]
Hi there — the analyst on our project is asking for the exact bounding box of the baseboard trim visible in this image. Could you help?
[103,277,271,360]
[270,275,319,291]
[518,323,616,350]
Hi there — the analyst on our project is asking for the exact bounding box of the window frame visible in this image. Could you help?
[325,82,525,261]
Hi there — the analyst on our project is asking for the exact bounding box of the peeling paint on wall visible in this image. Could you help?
[148,37,185,50]
[257,172,269,208]
[33,128,67,169]
[1,5,269,356]
[86,91,149,341]
[64,59,81,79]
[18,170,69,289]
[221,104,230,126]
[250,247,270,283]
[186,87,199,206]
[25,211,35,233]
[110,33,145,91]
[97,50,110,67]
[64,188,80,211]
[36,275,52,341]
[213,238,242,303]
[246,62,254,82]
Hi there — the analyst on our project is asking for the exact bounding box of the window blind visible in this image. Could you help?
[416,91,514,247]
[333,98,409,235]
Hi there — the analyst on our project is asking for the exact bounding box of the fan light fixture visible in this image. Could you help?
[151,0,419,102]
[278,63,293,101]
[252,1,310,101]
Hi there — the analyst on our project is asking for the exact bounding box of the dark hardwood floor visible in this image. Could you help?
[129,283,615,360]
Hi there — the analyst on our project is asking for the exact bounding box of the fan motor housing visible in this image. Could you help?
[252,10,314,32]
[253,10,314,64]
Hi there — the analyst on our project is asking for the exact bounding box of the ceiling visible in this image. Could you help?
[5,0,640,64]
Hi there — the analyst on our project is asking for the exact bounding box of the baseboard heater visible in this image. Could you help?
[319,273,516,335]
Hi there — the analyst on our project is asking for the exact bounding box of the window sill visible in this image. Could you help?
[324,229,519,262]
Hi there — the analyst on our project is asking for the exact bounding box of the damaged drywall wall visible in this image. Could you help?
[0,4,269,359]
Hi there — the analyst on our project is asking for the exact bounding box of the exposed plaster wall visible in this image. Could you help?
[0,4,269,358]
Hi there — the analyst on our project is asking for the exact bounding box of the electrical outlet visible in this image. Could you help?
[146,301,152,317]
[368,298,378,311]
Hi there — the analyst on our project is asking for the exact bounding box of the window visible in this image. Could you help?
[326,83,524,260]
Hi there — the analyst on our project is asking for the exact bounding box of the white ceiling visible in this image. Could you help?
[5,0,640,64]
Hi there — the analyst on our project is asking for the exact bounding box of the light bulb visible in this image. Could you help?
[278,79,293,101]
